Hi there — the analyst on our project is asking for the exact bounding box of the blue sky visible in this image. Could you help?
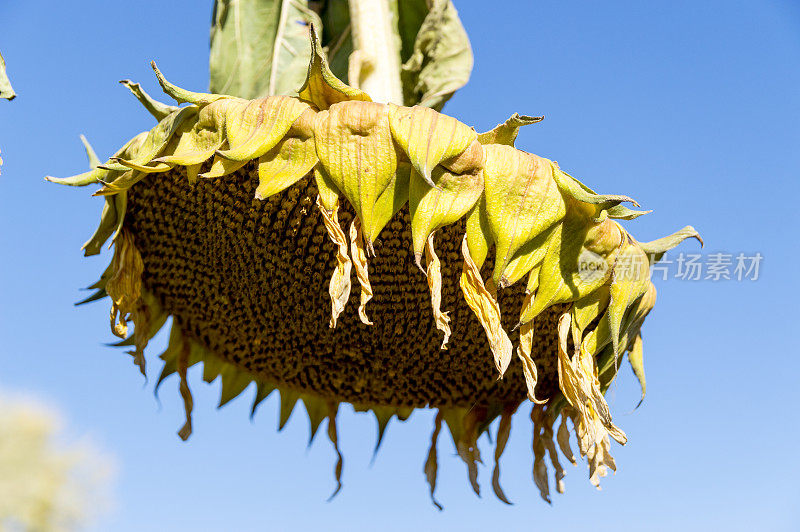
[1,1,798,530]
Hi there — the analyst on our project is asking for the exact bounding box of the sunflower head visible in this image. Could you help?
[48,30,701,506]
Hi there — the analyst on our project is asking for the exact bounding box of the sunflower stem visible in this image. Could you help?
[347,0,403,104]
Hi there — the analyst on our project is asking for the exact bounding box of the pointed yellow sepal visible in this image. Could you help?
[96,106,198,194]
[119,79,179,121]
[153,100,230,167]
[254,108,318,199]
[216,96,311,162]
[313,101,401,252]
[640,225,703,262]
[151,61,233,106]
[482,146,566,286]
[46,132,149,187]
[478,112,543,147]
[519,207,623,326]
[627,332,646,407]
[607,238,652,358]
[464,198,491,269]
[297,29,371,111]
[409,142,484,261]
[517,320,548,404]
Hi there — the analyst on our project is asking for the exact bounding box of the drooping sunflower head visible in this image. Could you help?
[48,31,701,506]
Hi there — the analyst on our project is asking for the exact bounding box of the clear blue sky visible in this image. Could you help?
[1,1,798,530]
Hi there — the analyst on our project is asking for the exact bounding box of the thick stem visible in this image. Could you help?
[347,0,403,105]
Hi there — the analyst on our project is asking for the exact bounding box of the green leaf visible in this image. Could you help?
[209,0,322,99]
[395,0,428,64]
[0,51,15,100]
[400,0,473,110]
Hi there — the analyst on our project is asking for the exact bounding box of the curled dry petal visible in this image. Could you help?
[459,236,513,377]
[517,320,547,404]
[105,229,144,339]
[556,411,577,466]
[556,312,627,459]
[424,233,451,349]
[349,219,373,325]
[316,197,352,328]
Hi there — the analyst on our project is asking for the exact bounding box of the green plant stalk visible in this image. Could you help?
[347,0,403,104]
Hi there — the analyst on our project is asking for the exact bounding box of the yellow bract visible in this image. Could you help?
[298,30,371,111]
[482,146,565,286]
[313,101,400,253]
[387,104,478,189]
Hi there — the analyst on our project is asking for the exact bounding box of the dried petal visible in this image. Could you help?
[349,219,373,325]
[459,235,513,376]
[556,312,627,455]
[424,233,451,349]
[317,197,352,328]
[517,320,547,404]
[491,408,514,505]
[105,229,144,339]
[423,412,444,511]
[556,411,577,465]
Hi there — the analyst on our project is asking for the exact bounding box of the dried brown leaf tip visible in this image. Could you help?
[49,31,701,505]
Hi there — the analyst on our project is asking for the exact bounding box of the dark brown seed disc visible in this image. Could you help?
[125,161,565,408]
